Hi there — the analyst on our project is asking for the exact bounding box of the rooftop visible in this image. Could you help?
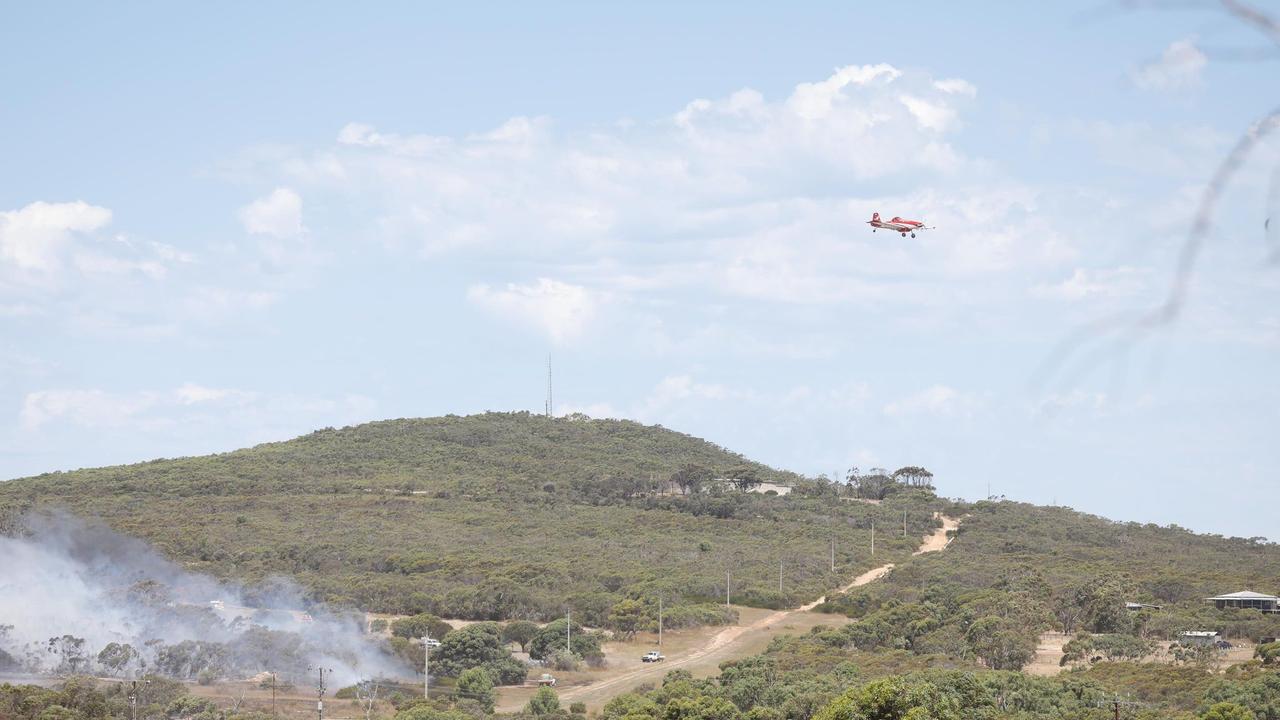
[1207,591,1280,601]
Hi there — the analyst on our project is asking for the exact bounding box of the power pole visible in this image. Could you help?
[871,521,875,557]
[315,667,329,720]
[726,570,731,609]
[778,555,784,593]
[270,673,277,718]
[903,510,907,538]
[566,610,571,653]
[658,597,663,647]
[422,634,431,699]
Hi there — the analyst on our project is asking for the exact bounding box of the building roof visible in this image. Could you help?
[1207,591,1280,601]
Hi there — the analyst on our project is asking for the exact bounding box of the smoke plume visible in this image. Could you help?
[0,511,411,687]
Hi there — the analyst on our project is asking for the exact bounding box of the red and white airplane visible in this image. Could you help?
[868,212,931,238]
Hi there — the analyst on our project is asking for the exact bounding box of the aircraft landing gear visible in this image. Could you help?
[910,232,916,238]
[900,232,907,237]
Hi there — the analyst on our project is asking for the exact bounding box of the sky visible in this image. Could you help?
[2,2,1278,539]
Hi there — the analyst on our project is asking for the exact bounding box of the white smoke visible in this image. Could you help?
[0,512,411,687]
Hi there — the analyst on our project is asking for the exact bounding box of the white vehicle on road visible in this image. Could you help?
[641,651,665,662]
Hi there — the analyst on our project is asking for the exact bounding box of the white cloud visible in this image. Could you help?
[1133,38,1206,91]
[21,389,156,430]
[19,385,375,441]
[0,201,112,273]
[883,384,980,418]
[787,63,900,120]
[174,383,250,406]
[933,78,977,97]
[899,94,956,131]
[238,188,304,238]
[1031,266,1149,301]
[467,278,598,344]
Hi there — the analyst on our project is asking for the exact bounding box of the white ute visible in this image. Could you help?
[641,651,665,663]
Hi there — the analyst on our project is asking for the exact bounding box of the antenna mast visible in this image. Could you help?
[545,353,553,418]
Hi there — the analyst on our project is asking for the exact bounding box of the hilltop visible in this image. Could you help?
[0,412,944,622]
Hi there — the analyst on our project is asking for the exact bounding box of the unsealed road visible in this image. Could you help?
[497,514,961,712]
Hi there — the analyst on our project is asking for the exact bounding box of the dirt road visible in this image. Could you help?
[498,515,960,712]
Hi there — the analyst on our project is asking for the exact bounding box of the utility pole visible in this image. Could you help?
[903,510,907,538]
[778,555,784,593]
[270,673,278,718]
[566,610,571,653]
[315,667,329,720]
[726,570,731,609]
[871,521,875,556]
[658,597,663,647]
[422,634,431,699]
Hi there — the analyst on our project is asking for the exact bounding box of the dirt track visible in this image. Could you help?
[498,514,960,712]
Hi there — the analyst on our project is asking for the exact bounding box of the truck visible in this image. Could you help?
[537,674,557,687]
[641,651,665,663]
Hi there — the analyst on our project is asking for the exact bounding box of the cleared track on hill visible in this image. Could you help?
[498,514,960,712]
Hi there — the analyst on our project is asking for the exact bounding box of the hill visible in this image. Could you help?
[0,412,945,622]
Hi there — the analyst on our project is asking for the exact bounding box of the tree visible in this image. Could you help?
[96,643,139,677]
[891,466,934,488]
[845,468,895,500]
[526,687,560,716]
[435,623,510,677]
[456,668,495,713]
[1254,641,1280,665]
[391,614,453,641]
[354,680,381,720]
[725,467,762,493]
[608,599,648,641]
[46,636,88,675]
[966,617,1035,671]
[671,464,711,495]
[528,618,603,662]
[501,621,539,653]
[1201,702,1256,720]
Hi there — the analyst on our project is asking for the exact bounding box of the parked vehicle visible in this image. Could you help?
[642,651,665,662]
[424,638,442,648]
[538,673,557,687]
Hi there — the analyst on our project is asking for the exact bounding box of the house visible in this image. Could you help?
[1207,591,1280,613]
[1178,631,1219,646]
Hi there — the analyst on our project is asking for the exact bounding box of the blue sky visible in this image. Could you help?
[2,2,1278,538]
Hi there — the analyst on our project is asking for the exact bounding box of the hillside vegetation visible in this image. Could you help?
[818,499,1280,671]
[0,413,944,623]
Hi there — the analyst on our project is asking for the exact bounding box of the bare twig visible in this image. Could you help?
[1222,0,1280,46]
[1039,106,1280,391]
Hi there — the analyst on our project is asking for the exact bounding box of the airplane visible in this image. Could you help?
[868,212,931,238]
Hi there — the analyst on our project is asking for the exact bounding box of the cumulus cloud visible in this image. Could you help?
[1133,38,1206,91]
[238,187,304,237]
[0,201,112,274]
[467,278,598,343]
